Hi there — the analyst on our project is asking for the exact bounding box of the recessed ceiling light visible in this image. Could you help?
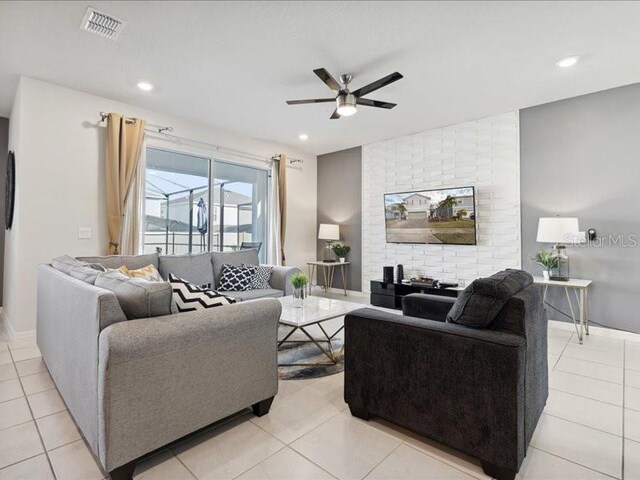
[555,56,579,68]
[298,134,309,141]
[137,81,154,91]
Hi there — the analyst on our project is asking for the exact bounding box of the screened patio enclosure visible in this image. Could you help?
[144,148,269,262]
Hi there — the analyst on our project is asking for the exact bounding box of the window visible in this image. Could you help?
[143,148,269,262]
[212,161,269,263]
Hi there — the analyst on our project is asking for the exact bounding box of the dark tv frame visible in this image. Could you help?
[383,185,477,246]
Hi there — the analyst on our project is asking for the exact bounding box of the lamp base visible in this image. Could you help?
[322,242,334,262]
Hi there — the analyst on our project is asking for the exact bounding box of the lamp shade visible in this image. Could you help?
[318,223,340,241]
[536,217,580,243]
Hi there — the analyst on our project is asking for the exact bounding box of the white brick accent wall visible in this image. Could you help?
[362,112,521,293]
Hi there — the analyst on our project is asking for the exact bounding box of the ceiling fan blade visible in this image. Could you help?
[356,98,397,109]
[286,98,335,105]
[314,68,342,92]
[352,72,403,98]
[330,109,341,119]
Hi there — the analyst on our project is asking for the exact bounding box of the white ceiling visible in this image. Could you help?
[1,1,640,155]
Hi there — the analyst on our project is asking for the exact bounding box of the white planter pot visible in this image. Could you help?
[339,257,346,263]
[542,270,550,281]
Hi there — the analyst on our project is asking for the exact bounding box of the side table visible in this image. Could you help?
[308,261,350,296]
[533,276,592,344]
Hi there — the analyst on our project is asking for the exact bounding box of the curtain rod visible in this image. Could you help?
[98,112,305,165]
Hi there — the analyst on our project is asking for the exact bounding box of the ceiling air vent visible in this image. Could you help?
[80,7,125,40]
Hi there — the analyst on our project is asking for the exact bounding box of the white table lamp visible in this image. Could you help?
[318,224,340,262]
[536,217,580,281]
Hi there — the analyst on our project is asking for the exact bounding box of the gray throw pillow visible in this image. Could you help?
[52,255,104,284]
[244,264,273,289]
[95,270,173,320]
[447,269,533,328]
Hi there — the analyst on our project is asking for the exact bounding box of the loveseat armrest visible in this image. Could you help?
[402,293,456,322]
[267,265,301,295]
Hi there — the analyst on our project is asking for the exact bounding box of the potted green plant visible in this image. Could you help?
[331,243,351,263]
[529,250,559,281]
[290,272,309,307]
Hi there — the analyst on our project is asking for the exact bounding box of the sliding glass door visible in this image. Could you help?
[144,149,211,255]
[212,161,269,263]
[143,148,269,262]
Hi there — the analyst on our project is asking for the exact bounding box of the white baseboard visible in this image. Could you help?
[1,310,36,344]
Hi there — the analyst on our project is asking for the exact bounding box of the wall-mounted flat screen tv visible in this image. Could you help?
[384,186,476,245]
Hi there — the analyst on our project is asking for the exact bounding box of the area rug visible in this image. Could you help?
[277,337,344,380]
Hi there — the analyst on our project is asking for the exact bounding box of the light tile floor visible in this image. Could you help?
[1,307,640,479]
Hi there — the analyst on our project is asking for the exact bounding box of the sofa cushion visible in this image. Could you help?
[211,249,259,288]
[447,269,533,328]
[158,253,214,287]
[168,274,236,312]
[245,264,273,289]
[52,255,104,284]
[221,288,284,302]
[218,264,257,292]
[94,270,173,320]
[77,253,159,270]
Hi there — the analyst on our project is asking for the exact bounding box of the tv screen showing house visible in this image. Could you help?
[384,186,477,245]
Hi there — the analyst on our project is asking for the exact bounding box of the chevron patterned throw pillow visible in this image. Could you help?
[169,274,236,312]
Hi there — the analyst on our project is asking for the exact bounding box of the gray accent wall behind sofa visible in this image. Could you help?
[317,147,362,291]
[520,83,640,333]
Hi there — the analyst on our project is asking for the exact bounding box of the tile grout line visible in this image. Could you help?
[5,349,58,479]
[541,411,621,438]
[561,352,623,369]
[622,340,626,480]
[168,451,198,480]
[547,385,623,409]
[528,446,620,480]
[529,442,620,479]
[360,441,404,480]
[554,366,624,386]
[400,441,485,480]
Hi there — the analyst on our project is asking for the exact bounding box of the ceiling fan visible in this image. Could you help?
[286,68,403,119]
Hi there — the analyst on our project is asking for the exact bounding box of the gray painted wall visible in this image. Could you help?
[0,117,7,306]
[317,146,362,291]
[520,83,640,333]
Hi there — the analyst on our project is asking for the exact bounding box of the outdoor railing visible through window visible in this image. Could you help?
[143,148,268,262]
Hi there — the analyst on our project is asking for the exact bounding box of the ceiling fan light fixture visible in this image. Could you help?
[336,94,357,117]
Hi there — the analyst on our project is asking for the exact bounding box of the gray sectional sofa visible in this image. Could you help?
[37,250,300,479]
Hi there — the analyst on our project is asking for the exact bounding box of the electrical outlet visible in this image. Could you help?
[78,227,92,239]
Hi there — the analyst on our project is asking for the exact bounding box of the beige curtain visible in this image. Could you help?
[105,113,146,255]
[278,154,287,265]
[120,143,146,254]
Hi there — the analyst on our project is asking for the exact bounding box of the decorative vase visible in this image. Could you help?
[542,270,550,281]
[293,285,307,308]
[339,257,346,263]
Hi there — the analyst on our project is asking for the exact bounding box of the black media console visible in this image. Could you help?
[370,280,462,310]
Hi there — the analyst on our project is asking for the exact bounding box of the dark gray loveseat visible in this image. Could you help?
[344,270,548,480]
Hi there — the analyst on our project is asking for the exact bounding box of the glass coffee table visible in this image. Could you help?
[277,295,364,366]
